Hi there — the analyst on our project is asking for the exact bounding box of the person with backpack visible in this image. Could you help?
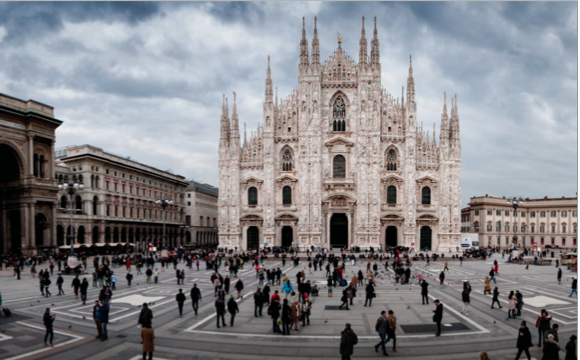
[340,323,358,360]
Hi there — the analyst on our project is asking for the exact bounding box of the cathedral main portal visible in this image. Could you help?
[330,213,348,248]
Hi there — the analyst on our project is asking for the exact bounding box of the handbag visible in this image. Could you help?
[277,316,282,326]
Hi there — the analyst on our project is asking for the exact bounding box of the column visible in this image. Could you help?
[51,202,57,248]
[28,135,34,176]
[29,201,36,248]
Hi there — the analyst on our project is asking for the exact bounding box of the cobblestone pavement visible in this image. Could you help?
[0,254,576,359]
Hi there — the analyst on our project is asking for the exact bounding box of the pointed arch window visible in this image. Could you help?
[281,148,293,171]
[386,149,398,171]
[248,187,258,205]
[282,186,292,205]
[421,186,431,205]
[332,96,346,131]
[387,186,397,204]
[333,155,346,178]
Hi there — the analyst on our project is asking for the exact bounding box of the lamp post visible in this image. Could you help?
[155,198,173,249]
[58,180,84,264]
[506,197,524,250]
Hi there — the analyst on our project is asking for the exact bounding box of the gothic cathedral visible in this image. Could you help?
[218,17,461,252]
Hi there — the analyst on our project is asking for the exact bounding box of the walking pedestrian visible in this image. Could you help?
[80,278,89,304]
[138,303,153,328]
[543,333,561,359]
[301,299,311,326]
[386,310,397,352]
[489,267,497,284]
[443,261,449,272]
[281,299,292,335]
[374,310,389,356]
[93,300,102,339]
[515,290,524,318]
[190,283,201,315]
[126,270,133,287]
[340,323,358,360]
[433,299,443,336]
[570,277,577,297]
[235,278,244,299]
[56,274,65,295]
[439,271,445,285]
[146,268,152,284]
[176,289,186,317]
[339,286,350,310]
[536,309,552,347]
[421,280,429,305]
[514,321,533,360]
[327,276,333,297]
[227,295,239,327]
[268,298,281,334]
[484,276,492,295]
[364,282,375,307]
[43,308,56,347]
[141,324,155,360]
[282,280,293,300]
[224,275,231,294]
[44,277,52,297]
[99,301,109,341]
[558,267,563,284]
[254,287,264,317]
[491,287,502,309]
[215,295,226,328]
[565,335,576,360]
[290,299,300,331]
[461,288,470,315]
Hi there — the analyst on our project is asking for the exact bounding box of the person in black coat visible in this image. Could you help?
[227,296,239,327]
[176,289,186,317]
[215,296,226,328]
[461,289,470,315]
[491,287,502,309]
[80,278,89,305]
[235,279,244,299]
[439,271,445,286]
[224,275,231,294]
[254,288,264,317]
[268,299,281,333]
[421,281,429,305]
[543,333,561,360]
[432,299,443,336]
[565,334,577,360]
[515,321,533,360]
[364,283,375,307]
[262,283,271,305]
[190,284,202,315]
[138,303,153,328]
[281,299,292,335]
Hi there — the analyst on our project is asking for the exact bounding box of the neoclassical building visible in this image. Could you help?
[218,17,462,251]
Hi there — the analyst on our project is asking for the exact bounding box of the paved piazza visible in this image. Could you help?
[0,255,577,360]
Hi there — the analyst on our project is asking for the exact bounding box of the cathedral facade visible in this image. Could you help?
[218,17,462,252]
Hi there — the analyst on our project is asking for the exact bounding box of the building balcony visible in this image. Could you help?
[380,133,405,142]
[276,204,297,212]
[242,205,263,213]
[417,204,436,213]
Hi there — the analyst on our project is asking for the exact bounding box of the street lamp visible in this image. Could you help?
[58,179,84,264]
[506,197,524,250]
[155,198,173,249]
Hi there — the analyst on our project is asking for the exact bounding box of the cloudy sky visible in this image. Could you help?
[0,2,576,206]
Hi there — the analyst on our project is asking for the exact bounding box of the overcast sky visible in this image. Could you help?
[0,2,576,206]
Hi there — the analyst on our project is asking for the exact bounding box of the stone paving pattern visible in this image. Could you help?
[0,253,577,359]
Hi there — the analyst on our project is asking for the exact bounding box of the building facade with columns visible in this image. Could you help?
[0,93,62,255]
[218,17,462,251]
[54,144,189,251]
[185,181,219,248]
[467,195,577,250]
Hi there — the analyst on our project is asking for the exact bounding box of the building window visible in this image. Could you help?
[474,222,480,232]
[92,196,98,215]
[574,238,577,246]
[562,224,567,233]
[540,223,545,233]
[421,187,431,205]
[185,215,191,226]
[332,96,346,131]
[385,149,398,171]
[114,183,118,192]
[540,237,544,245]
[248,187,258,205]
[213,218,217,227]
[562,238,566,245]
[187,202,191,206]
[531,224,535,233]
[562,210,567,217]
[505,236,509,245]
[521,211,525,217]
[573,211,577,217]
[122,184,126,193]
[475,209,479,216]
[387,186,397,204]
[497,236,501,245]
[551,224,556,233]
[106,181,110,190]
[505,210,510,216]
[487,209,492,215]
[540,211,546,217]
[130,207,133,218]
[281,147,294,171]
[574,223,577,233]
[521,224,526,232]
[114,206,118,217]
[530,211,536,218]
[550,211,557,217]
[75,195,82,211]
[496,221,501,232]
[106,205,110,216]
[505,224,509,232]
[282,186,292,205]
[333,155,346,178]
[486,224,492,231]
[551,238,555,245]
[496,209,501,216]
[187,193,191,198]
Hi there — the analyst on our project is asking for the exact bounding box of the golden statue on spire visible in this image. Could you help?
[338,32,342,43]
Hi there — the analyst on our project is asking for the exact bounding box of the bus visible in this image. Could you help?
[461,233,480,250]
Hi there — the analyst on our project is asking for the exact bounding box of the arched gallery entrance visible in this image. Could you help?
[281,226,293,248]
[330,213,348,248]
[385,226,397,247]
